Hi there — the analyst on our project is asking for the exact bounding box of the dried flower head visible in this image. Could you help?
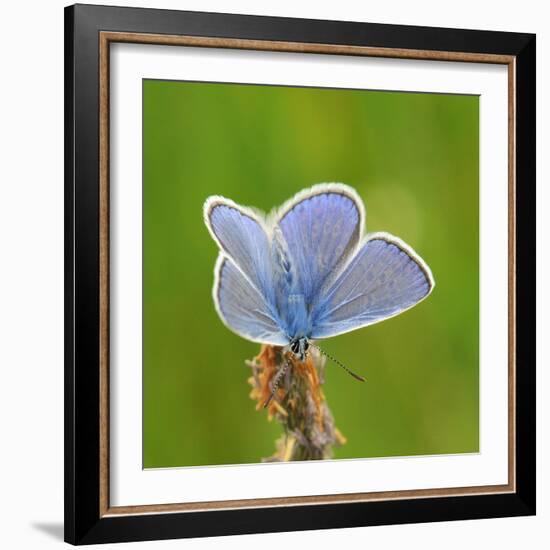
[247,344,346,461]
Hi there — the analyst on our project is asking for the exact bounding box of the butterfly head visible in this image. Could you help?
[289,337,309,362]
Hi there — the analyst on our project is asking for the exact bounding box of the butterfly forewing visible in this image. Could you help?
[310,234,434,339]
[276,185,363,306]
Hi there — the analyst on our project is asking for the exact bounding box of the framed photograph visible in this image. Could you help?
[64,3,536,545]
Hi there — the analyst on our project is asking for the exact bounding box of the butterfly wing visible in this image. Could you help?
[205,196,287,345]
[310,232,435,339]
[205,196,275,305]
[275,184,364,306]
[213,254,288,345]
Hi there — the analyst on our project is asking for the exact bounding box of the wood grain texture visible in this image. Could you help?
[99,31,110,518]
[507,58,517,492]
[101,31,514,64]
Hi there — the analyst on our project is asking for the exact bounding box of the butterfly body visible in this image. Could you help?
[270,226,312,344]
[205,183,434,357]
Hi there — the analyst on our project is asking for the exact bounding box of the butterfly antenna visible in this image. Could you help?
[310,344,365,382]
[263,358,292,408]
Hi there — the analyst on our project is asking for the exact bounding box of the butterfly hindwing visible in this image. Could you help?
[275,184,364,306]
[213,254,288,346]
[310,233,434,339]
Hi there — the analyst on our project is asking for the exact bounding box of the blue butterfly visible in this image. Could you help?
[204,183,434,373]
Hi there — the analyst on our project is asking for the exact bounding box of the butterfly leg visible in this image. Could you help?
[263,357,292,409]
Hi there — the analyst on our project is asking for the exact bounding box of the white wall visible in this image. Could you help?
[0,1,546,548]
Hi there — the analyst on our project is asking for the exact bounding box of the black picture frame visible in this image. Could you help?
[65,3,536,545]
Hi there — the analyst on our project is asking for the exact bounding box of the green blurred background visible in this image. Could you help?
[143,79,479,468]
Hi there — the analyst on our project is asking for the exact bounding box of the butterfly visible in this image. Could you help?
[204,183,434,392]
